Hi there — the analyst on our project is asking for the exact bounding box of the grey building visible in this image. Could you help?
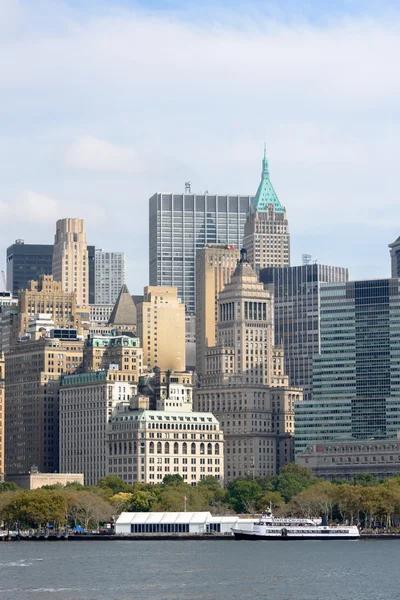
[260,264,349,400]
[94,249,126,305]
[6,239,95,302]
[295,278,400,456]
[149,193,252,314]
[6,240,53,297]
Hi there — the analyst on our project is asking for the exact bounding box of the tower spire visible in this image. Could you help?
[262,143,269,178]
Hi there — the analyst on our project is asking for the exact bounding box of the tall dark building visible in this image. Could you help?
[6,240,95,302]
[6,241,53,297]
[295,279,400,455]
[260,264,349,400]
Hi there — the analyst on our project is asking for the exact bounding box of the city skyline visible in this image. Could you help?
[1,1,400,292]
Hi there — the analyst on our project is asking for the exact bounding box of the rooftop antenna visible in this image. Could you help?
[302,254,312,266]
[185,181,191,193]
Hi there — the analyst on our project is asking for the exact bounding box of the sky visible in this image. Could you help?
[1,0,400,294]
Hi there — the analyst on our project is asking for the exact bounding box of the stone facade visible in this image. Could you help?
[136,286,185,371]
[53,218,89,307]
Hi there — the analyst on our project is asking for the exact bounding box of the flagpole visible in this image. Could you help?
[184,495,187,512]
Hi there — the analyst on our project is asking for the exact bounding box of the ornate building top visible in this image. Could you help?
[250,147,284,215]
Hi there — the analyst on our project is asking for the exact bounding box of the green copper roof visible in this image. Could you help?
[251,148,284,214]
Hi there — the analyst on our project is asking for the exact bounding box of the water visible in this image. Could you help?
[0,539,398,600]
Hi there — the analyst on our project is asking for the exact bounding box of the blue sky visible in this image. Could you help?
[1,0,400,293]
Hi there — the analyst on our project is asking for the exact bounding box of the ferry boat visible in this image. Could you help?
[232,510,360,540]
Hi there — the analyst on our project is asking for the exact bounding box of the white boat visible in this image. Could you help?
[232,510,360,540]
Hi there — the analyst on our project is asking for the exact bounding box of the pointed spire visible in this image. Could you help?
[108,284,137,327]
[250,147,284,215]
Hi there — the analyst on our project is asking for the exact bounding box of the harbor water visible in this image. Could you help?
[0,539,398,600]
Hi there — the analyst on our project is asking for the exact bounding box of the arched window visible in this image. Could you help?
[128,442,132,454]
[119,442,122,455]
[165,442,170,454]
[149,441,154,454]
[215,443,220,455]
[124,442,127,455]
[114,443,117,456]
[109,444,113,456]
[157,442,162,454]
[207,443,212,455]
[200,443,205,455]
[174,442,179,455]
[191,442,196,454]
[182,442,187,455]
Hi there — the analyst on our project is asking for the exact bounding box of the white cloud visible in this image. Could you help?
[0,1,400,287]
[65,135,144,173]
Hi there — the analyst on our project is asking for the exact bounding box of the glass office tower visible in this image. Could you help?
[260,264,349,400]
[295,279,400,455]
[149,194,252,314]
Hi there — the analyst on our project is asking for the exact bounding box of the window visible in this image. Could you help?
[157,442,162,454]
[191,442,196,455]
[182,442,187,455]
[165,442,170,454]
[174,442,179,455]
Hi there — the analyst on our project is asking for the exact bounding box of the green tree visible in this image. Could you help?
[97,475,128,495]
[163,474,184,486]
[353,473,380,487]
[254,491,285,512]
[0,482,18,493]
[67,491,113,529]
[227,478,262,513]
[274,463,316,502]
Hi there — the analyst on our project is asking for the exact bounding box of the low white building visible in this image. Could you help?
[115,511,253,535]
[107,406,224,486]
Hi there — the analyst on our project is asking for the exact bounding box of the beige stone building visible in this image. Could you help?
[195,244,240,377]
[6,471,84,490]
[53,218,89,307]
[194,250,302,481]
[5,336,84,474]
[0,352,4,480]
[297,437,400,481]
[106,403,223,486]
[136,286,185,371]
[82,334,143,379]
[243,150,290,273]
[60,369,138,485]
[18,274,80,335]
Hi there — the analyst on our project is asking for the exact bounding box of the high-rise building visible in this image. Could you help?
[295,279,400,456]
[243,150,290,273]
[136,286,185,371]
[94,250,126,305]
[6,241,53,297]
[6,240,95,302]
[260,264,349,400]
[0,352,4,481]
[149,192,252,314]
[52,218,88,307]
[195,244,240,377]
[194,250,303,481]
[17,274,81,335]
[5,335,84,474]
[60,369,138,485]
[389,236,400,278]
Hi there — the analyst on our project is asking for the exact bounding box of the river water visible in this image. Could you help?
[0,539,398,600]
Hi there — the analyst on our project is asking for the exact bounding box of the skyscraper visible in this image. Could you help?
[5,335,84,474]
[295,279,400,455]
[0,352,4,480]
[194,250,303,480]
[94,250,126,305]
[136,286,186,371]
[195,244,240,377]
[260,264,349,400]
[243,149,290,273]
[149,192,252,314]
[53,218,89,307]
[6,240,53,297]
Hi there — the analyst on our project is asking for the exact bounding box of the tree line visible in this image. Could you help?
[2,465,400,530]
